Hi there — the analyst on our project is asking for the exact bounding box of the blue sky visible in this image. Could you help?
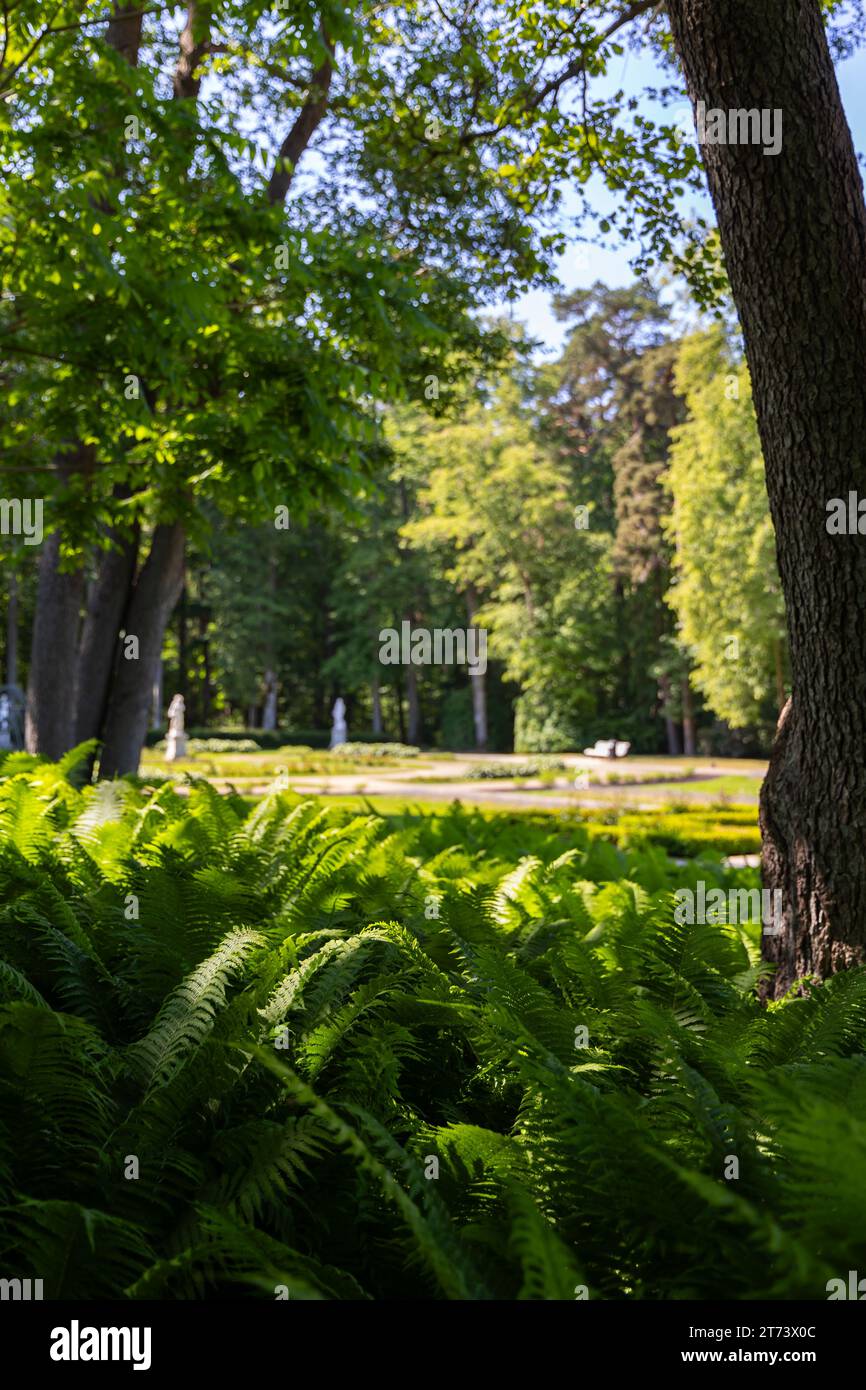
[513,43,866,355]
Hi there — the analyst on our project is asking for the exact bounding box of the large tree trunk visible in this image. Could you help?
[26,533,85,758]
[667,0,866,993]
[99,523,186,777]
[75,527,139,745]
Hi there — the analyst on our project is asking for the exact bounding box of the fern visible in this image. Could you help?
[1,754,865,1300]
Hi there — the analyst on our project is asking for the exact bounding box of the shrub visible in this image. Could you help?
[330,742,419,760]
[467,758,567,779]
[153,738,262,755]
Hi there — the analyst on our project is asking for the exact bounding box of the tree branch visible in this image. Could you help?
[173,0,210,101]
[106,3,146,65]
[456,0,659,144]
[266,25,334,205]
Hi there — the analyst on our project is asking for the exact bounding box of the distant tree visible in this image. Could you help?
[664,329,788,735]
[544,283,689,751]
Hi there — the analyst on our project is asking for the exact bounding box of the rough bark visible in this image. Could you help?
[99,523,186,777]
[25,533,85,758]
[75,527,139,745]
[774,637,787,714]
[667,0,866,992]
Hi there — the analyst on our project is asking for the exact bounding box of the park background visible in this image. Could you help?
[4,1,866,1308]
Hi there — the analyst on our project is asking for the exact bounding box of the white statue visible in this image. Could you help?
[0,694,11,751]
[330,696,348,748]
[262,669,278,732]
[165,693,187,761]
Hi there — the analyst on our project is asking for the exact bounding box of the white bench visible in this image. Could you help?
[582,739,631,759]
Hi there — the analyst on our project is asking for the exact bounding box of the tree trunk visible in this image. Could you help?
[774,637,787,715]
[25,533,85,758]
[406,663,421,746]
[151,658,163,730]
[261,555,278,731]
[682,675,696,757]
[371,675,383,735]
[5,571,18,687]
[99,523,186,777]
[466,586,487,751]
[177,582,188,708]
[262,670,278,731]
[667,0,866,992]
[75,527,139,745]
[658,672,681,756]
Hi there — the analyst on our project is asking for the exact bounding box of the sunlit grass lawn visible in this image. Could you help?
[600,773,762,801]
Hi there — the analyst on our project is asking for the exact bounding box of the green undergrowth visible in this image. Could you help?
[303,797,761,858]
[0,749,861,1300]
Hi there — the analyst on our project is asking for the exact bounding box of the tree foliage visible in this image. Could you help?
[664,330,787,731]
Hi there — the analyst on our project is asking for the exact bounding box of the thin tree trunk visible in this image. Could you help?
[406,663,421,746]
[466,585,487,751]
[202,635,213,726]
[99,523,186,777]
[262,671,278,731]
[177,582,188,709]
[371,675,383,735]
[75,526,139,745]
[261,555,278,731]
[5,571,18,687]
[668,0,866,992]
[151,658,163,730]
[658,672,681,756]
[395,676,406,744]
[682,675,696,757]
